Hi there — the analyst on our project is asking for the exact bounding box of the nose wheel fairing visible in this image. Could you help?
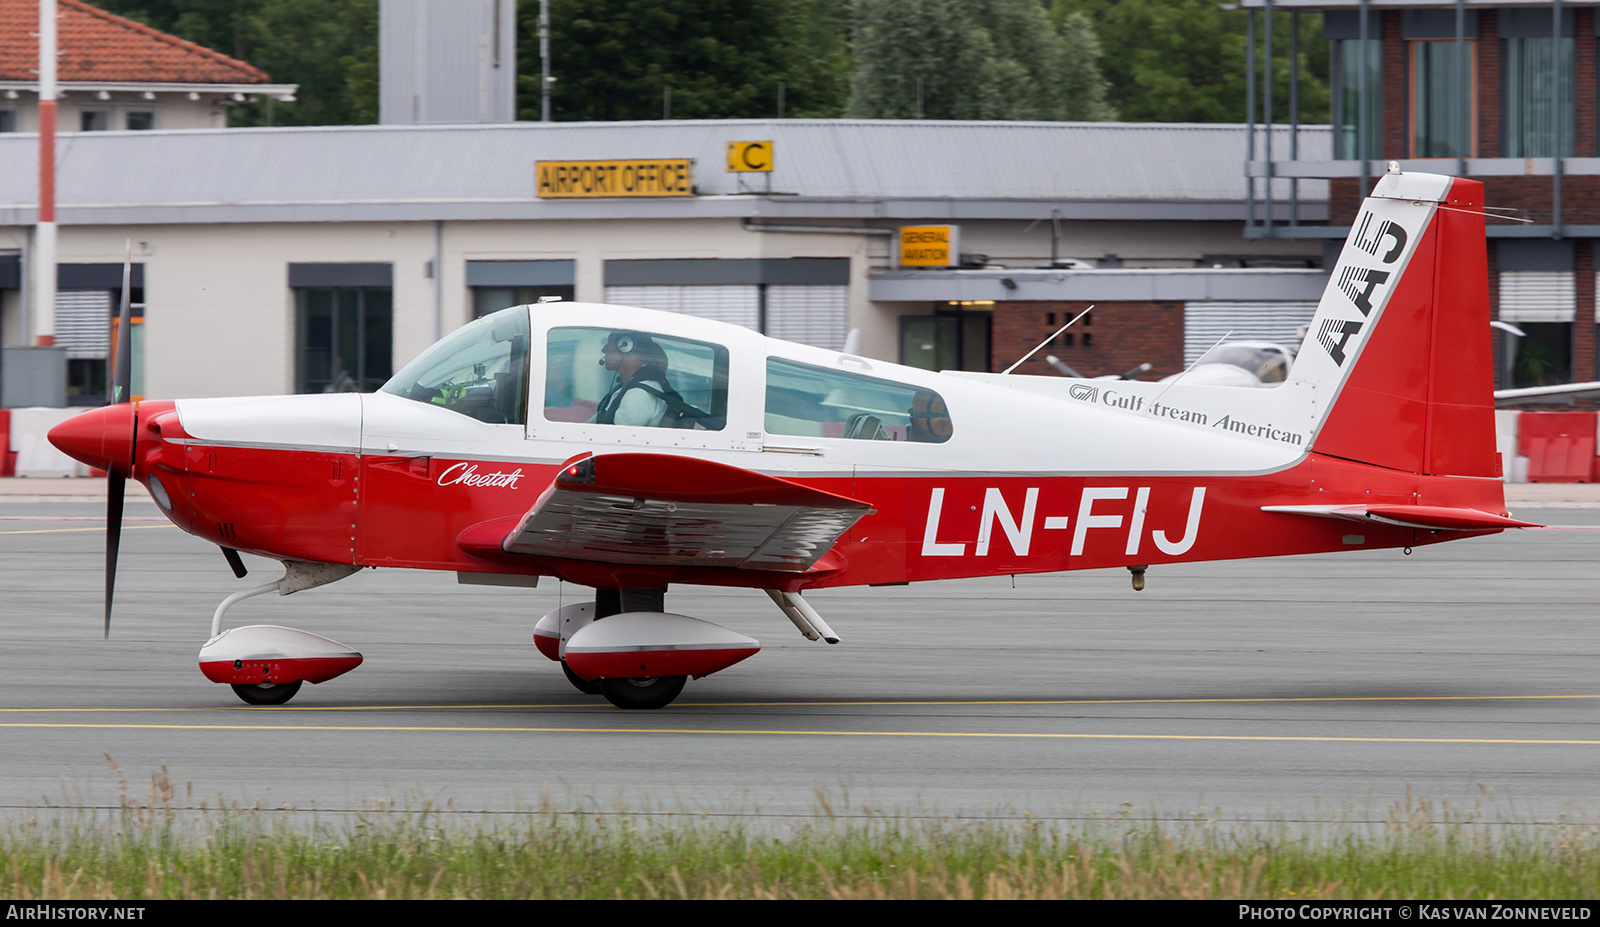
[198,625,364,687]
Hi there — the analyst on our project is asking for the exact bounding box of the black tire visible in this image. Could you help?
[561,661,602,695]
[597,675,686,710]
[230,680,303,706]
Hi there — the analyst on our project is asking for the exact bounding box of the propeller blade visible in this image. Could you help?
[111,241,132,404]
[105,472,125,638]
[104,240,134,637]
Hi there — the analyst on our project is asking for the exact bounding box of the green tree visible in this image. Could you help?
[846,0,1111,121]
[93,0,379,127]
[1053,11,1112,120]
[1054,0,1327,125]
[91,1,260,60]
[517,0,848,121]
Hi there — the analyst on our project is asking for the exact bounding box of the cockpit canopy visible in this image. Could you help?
[382,303,954,442]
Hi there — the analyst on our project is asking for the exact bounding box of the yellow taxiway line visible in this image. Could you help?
[0,720,1598,746]
[1,693,1599,745]
[0,525,176,535]
[4,693,1600,713]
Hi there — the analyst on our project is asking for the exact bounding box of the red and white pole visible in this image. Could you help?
[34,0,56,347]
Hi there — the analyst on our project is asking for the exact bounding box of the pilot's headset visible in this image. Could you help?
[599,331,644,366]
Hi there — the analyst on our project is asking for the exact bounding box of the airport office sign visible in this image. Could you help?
[537,159,693,198]
[899,225,960,267]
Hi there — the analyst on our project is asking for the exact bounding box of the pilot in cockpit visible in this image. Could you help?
[591,331,677,428]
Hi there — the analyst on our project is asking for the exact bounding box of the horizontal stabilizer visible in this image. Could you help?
[501,453,873,572]
[1262,504,1540,531]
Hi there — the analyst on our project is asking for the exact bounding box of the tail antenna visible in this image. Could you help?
[1002,305,1093,375]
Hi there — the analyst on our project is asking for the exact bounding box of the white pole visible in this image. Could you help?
[34,0,56,348]
[540,0,551,122]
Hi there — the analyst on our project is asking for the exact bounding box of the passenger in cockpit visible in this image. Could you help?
[908,389,953,442]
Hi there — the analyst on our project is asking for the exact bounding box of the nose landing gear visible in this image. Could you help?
[198,562,364,706]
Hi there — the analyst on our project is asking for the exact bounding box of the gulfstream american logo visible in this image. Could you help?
[1319,210,1409,366]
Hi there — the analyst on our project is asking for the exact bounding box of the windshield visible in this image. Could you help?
[382,307,531,424]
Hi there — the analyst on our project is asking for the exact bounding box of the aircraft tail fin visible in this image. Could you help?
[1295,171,1500,478]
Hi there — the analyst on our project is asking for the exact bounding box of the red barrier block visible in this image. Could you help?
[1519,412,1598,483]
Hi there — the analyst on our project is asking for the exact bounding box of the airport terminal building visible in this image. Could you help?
[0,119,1331,403]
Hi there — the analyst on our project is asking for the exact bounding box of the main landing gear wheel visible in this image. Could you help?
[561,661,601,695]
[230,680,303,706]
[597,675,687,710]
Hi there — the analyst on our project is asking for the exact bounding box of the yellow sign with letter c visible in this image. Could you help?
[726,141,774,172]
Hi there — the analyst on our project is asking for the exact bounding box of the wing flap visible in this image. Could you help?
[502,453,872,572]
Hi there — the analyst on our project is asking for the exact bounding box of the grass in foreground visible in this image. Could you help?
[4,768,1599,899]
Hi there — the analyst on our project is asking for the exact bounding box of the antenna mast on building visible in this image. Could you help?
[540,0,551,122]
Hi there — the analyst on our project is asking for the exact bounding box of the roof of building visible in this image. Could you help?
[0,0,268,85]
[1238,0,1585,8]
[0,119,1329,226]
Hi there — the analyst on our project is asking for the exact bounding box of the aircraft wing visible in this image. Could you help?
[1494,381,1600,406]
[1261,504,1540,530]
[500,453,873,572]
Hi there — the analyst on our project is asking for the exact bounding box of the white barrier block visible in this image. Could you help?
[1495,409,1522,483]
[8,407,90,478]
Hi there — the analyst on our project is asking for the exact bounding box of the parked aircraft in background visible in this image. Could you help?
[48,167,1533,710]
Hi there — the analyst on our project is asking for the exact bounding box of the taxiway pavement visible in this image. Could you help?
[1,485,1597,828]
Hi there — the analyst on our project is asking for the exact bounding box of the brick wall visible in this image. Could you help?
[1575,241,1598,413]
[1331,8,1598,221]
[1576,240,1596,389]
[1577,9,1595,157]
[1480,10,1501,157]
[1474,175,1600,224]
[991,301,1184,379]
[1331,178,1362,226]
[1330,176,1599,235]
[1384,11,1408,157]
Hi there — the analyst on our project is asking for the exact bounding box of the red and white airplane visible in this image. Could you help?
[48,168,1534,710]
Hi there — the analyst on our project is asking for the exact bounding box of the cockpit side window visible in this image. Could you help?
[765,358,952,443]
[545,327,728,431]
[381,307,530,424]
